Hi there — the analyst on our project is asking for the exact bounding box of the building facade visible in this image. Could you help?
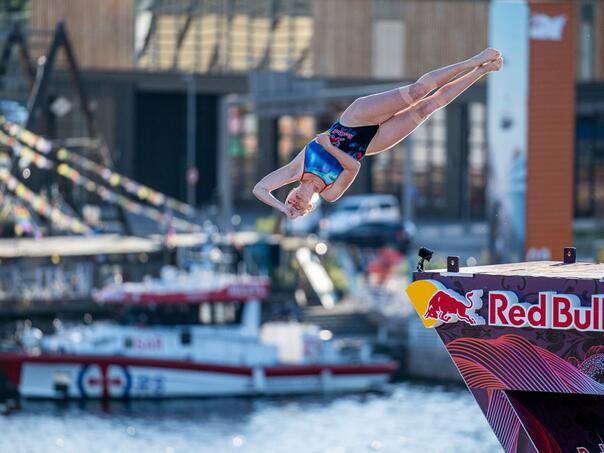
[3,0,604,221]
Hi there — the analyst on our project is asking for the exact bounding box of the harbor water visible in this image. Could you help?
[1,382,502,453]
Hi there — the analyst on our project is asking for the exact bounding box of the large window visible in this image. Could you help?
[135,0,314,75]
[230,107,259,202]
[468,102,487,219]
[371,103,487,220]
[575,115,604,218]
[411,109,448,216]
[371,142,404,195]
[277,115,316,166]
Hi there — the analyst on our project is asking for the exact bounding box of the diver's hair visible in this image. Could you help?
[286,186,315,216]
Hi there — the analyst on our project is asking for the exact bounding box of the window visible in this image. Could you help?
[372,20,405,79]
[278,115,316,166]
[578,2,595,81]
[412,110,448,215]
[135,0,314,75]
[575,115,604,218]
[199,303,212,324]
[198,302,242,324]
[468,103,487,219]
[230,107,259,202]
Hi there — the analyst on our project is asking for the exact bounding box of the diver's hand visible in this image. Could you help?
[315,132,331,148]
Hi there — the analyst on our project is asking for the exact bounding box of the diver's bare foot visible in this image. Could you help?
[481,56,503,73]
[472,48,501,66]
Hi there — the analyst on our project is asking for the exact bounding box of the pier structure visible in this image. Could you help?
[406,250,604,452]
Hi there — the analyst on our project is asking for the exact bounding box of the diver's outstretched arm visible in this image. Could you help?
[253,152,303,214]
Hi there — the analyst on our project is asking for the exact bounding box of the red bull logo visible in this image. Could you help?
[424,289,486,327]
[407,279,604,333]
[406,280,486,328]
[489,291,604,332]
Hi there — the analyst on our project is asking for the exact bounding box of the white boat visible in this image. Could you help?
[0,267,396,399]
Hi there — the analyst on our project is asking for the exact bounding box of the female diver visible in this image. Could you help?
[253,48,503,219]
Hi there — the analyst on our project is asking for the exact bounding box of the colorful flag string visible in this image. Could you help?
[0,168,91,234]
[56,164,200,232]
[56,148,195,217]
[0,116,52,154]
[0,117,195,217]
[0,130,53,169]
[0,129,200,232]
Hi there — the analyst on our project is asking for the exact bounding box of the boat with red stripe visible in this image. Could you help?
[0,267,396,399]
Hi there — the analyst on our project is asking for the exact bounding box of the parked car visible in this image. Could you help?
[319,194,401,238]
[328,220,413,252]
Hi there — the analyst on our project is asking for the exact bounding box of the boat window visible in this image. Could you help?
[214,303,225,324]
[199,303,212,324]
[223,303,236,323]
[198,302,242,324]
[124,337,133,348]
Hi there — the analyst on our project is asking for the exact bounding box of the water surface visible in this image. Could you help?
[1,383,502,453]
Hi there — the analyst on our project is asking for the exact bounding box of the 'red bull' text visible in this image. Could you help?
[489,291,604,332]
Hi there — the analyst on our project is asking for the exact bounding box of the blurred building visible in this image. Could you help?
[2,0,604,222]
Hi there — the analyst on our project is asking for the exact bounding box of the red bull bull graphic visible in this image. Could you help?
[406,260,604,453]
[423,287,485,326]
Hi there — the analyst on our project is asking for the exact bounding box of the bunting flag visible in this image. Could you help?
[0,168,91,234]
[0,130,53,169]
[0,193,37,237]
[56,163,200,232]
[0,127,200,232]
[0,117,195,217]
[14,203,35,236]
[56,148,195,216]
[0,116,52,154]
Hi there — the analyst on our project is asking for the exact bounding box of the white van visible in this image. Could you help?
[319,194,401,237]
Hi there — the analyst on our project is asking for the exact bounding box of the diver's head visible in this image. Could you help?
[285,182,316,218]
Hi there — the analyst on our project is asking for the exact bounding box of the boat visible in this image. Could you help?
[0,266,396,399]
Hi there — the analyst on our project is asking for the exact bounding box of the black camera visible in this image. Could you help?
[417,247,434,272]
[418,247,434,261]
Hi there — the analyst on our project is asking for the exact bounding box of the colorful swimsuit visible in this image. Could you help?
[328,120,379,160]
[301,120,379,190]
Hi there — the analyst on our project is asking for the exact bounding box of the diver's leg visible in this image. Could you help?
[365,57,502,155]
[340,48,500,127]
